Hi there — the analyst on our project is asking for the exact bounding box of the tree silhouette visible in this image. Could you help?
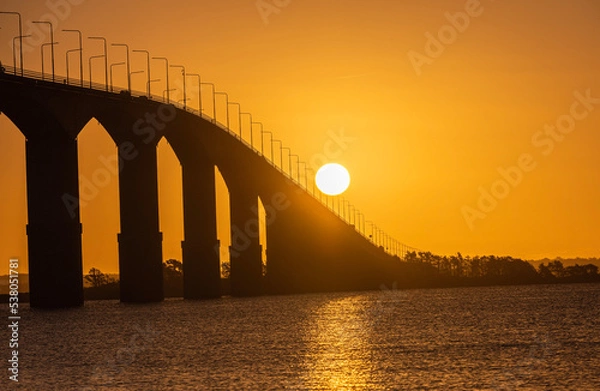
[84,268,113,288]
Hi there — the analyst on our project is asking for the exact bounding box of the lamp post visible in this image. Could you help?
[109,62,125,92]
[169,65,186,109]
[272,139,283,169]
[111,43,130,91]
[306,167,315,195]
[130,69,145,92]
[252,122,264,153]
[40,41,59,81]
[33,21,55,81]
[241,113,253,147]
[215,92,229,128]
[163,88,176,102]
[186,73,202,115]
[1,12,23,76]
[65,48,79,84]
[152,57,169,102]
[290,154,299,182]
[88,54,104,88]
[298,161,307,189]
[281,147,292,176]
[88,36,108,91]
[228,102,241,138]
[62,29,83,86]
[132,50,151,97]
[12,34,31,74]
[200,82,216,121]
[262,131,274,161]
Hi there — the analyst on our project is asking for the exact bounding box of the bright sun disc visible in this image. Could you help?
[315,163,351,196]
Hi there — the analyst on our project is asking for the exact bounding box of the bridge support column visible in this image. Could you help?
[26,131,83,308]
[181,161,221,299]
[229,191,263,296]
[117,143,163,302]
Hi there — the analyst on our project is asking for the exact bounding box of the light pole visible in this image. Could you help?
[163,88,176,102]
[262,131,274,161]
[241,113,253,147]
[33,21,55,81]
[228,102,241,138]
[215,92,229,128]
[1,12,23,76]
[281,147,292,176]
[186,73,202,115]
[170,65,186,109]
[290,154,299,182]
[200,82,216,121]
[306,167,316,195]
[88,36,108,91]
[252,122,264,154]
[130,69,145,92]
[62,29,83,86]
[152,57,169,102]
[111,43,131,91]
[88,54,104,88]
[272,139,283,169]
[12,34,31,74]
[109,62,125,92]
[40,41,59,81]
[133,50,151,97]
[298,161,307,189]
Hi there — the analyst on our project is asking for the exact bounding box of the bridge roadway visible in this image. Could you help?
[0,70,398,308]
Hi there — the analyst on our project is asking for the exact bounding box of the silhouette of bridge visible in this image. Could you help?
[0,18,420,308]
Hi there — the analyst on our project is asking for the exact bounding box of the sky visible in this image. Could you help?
[0,0,599,274]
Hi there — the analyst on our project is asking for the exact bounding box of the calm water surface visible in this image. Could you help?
[8,283,600,390]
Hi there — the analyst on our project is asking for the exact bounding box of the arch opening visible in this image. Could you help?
[0,113,28,292]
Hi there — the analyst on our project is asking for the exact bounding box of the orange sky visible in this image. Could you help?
[1,0,599,273]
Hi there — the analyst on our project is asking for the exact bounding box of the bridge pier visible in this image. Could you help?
[229,192,263,296]
[26,130,84,308]
[181,160,221,299]
[117,143,163,303]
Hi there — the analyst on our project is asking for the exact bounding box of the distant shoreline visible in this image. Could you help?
[2,279,598,305]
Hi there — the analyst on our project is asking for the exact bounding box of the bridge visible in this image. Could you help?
[0,20,420,308]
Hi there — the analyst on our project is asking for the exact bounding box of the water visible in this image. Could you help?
[6,283,600,390]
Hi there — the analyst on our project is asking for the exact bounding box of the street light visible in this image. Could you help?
[290,154,299,182]
[109,62,125,92]
[186,73,202,115]
[241,113,253,147]
[228,102,241,138]
[252,122,264,154]
[152,57,169,102]
[33,21,55,81]
[262,131,274,161]
[88,54,105,88]
[200,82,216,121]
[130,69,145,92]
[163,88,176,102]
[215,92,229,128]
[62,29,83,86]
[281,146,292,176]
[0,12,23,76]
[132,50,151,97]
[88,36,108,91]
[298,161,307,189]
[12,34,30,74]
[40,41,59,81]
[272,139,283,169]
[111,43,131,91]
[170,65,186,109]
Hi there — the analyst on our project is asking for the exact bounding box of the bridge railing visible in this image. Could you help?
[0,64,421,258]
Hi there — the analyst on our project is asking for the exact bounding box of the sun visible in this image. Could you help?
[315,163,351,196]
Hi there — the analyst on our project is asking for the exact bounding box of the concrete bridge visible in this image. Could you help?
[0,67,415,308]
